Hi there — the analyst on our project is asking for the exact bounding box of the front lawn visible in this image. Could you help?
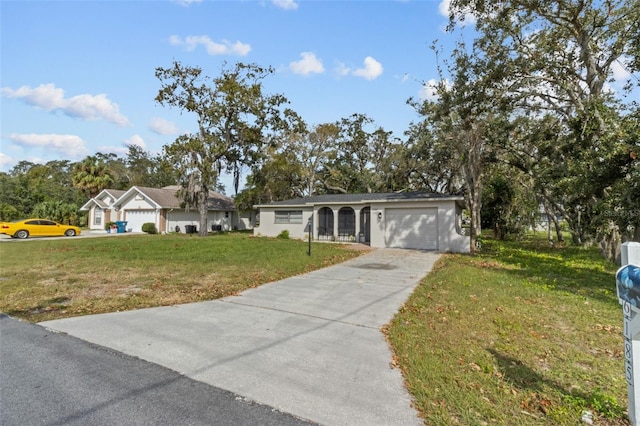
[0,232,362,322]
[386,235,627,425]
[2,230,628,424]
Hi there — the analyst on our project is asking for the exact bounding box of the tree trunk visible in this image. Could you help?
[546,202,564,243]
[468,185,482,253]
[464,127,483,253]
[598,224,621,263]
[198,189,208,237]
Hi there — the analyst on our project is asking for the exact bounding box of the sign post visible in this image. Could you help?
[306,217,312,256]
[617,242,640,424]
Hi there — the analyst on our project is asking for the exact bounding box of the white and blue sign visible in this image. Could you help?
[617,264,640,308]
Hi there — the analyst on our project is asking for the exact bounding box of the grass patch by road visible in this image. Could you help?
[0,232,362,322]
[386,235,627,425]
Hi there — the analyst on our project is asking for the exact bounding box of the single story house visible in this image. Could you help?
[81,185,255,233]
[253,192,470,253]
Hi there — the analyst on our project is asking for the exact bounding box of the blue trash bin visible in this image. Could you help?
[115,221,128,233]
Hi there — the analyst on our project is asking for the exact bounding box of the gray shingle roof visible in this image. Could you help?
[257,192,461,207]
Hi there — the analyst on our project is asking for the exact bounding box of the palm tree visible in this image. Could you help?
[71,155,115,198]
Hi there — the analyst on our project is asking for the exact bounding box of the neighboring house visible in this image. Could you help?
[81,186,255,233]
[254,192,470,253]
[533,203,564,232]
[80,189,127,230]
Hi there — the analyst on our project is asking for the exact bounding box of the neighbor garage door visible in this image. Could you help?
[124,210,156,233]
[384,208,438,250]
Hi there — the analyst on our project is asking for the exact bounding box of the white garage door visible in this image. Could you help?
[124,210,156,233]
[385,208,438,250]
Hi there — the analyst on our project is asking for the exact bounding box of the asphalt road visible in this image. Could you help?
[0,314,315,426]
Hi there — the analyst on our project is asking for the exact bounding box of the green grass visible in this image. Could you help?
[0,232,362,322]
[386,235,628,425]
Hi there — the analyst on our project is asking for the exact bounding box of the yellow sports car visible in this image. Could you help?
[0,219,81,239]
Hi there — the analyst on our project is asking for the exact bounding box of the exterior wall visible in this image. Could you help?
[159,209,167,233]
[254,200,470,253]
[166,210,237,233]
[368,205,386,248]
[236,210,255,230]
[97,194,116,205]
[443,202,471,253]
[86,206,101,231]
[124,196,156,209]
[105,209,118,224]
[253,208,313,239]
[88,193,119,230]
[86,206,119,231]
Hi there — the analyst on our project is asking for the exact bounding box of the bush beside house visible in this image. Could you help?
[142,223,157,234]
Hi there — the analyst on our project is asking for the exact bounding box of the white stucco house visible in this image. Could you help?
[81,185,255,233]
[253,192,470,253]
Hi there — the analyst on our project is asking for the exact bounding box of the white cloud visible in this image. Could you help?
[438,0,476,25]
[8,133,89,158]
[124,134,145,149]
[0,152,13,168]
[169,35,251,56]
[438,0,451,16]
[419,78,451,101]
[335,62,350,77]
[97,145,128,156]
[149,117,179,135]
[1,83,130,126]
[612,57,632,82]
[289,52,325,76]
[352,56,384,80]
[272,0,298,10]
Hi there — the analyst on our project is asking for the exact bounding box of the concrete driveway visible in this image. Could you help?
[41,248,440,426]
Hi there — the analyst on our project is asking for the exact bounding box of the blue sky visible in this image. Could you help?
[1,0,453,190]
[2,0,634,193]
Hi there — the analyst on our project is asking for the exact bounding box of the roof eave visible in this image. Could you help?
[255,195,464,209]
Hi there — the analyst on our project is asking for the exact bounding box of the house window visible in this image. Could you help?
[94,209,103,226]
[275,210,303,224]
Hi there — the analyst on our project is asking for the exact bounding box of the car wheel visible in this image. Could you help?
[64,229,76,237]
[15,230,29,239]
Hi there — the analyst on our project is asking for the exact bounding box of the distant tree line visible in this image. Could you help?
[0,146,177,226]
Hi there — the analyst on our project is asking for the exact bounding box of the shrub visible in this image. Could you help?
[0,203,20,222]
[277,230,290,239]
[142,222,157,234]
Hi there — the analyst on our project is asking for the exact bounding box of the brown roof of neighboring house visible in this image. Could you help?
[103,189,127,199]
[83,186,236,211]
[126,186,236,211]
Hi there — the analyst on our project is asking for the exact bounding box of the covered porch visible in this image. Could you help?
[315,205,371,244]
